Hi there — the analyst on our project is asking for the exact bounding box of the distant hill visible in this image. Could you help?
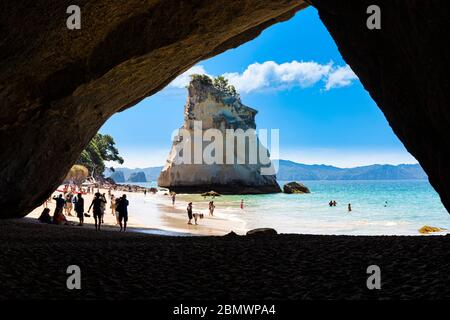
[105,167,163,182]
[105,161,427,182]
[275,160,427,180]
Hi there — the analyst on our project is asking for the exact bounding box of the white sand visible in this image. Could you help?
[28,187,248,236]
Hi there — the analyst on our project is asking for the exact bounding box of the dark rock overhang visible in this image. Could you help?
[1,0,449,217]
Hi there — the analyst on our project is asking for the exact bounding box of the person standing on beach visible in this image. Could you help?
[74,193,84,226]
[209,201,215,216]
[88,193,106,231]
[100,193,107,223]
[240,199,244,210]
[348,203,352,213]
[117,194,129,232]
[110,195,116,216]
[187,202,193,224]
[115,196,122,225]
[65,193,74,216]
[53,194,65,217]
[172,193,176,206]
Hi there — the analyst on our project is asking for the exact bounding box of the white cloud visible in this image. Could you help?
[105,148,170,169]
[223,61,332,93]
[169,61,359,93]
[169,65,211,88]
[325,65,358,90]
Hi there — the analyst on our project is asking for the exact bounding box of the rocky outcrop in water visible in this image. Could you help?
[110,171,125,183]
[158,77,281,194]
[283,182,310,194]
[128,172,147,183]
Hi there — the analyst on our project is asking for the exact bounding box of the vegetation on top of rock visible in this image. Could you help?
[212,76,240,99]
[190,74,240,99]
[77,133,124,178]
[190,74,213,85]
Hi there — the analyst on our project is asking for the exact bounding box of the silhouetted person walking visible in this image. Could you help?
[74,194,84,226]
[88,192,106,231]
[117,194,129,232]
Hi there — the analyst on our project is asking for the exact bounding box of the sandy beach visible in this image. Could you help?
[1,217,450,300]
[28,187,247,236]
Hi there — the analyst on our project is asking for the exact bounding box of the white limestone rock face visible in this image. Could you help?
[157,77,281,194]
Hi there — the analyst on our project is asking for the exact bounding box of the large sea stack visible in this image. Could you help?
[158,76,281,194]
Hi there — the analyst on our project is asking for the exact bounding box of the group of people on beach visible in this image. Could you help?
[183,198,245,225]
[185,200,217,225]
[83,192,130,231]
[42,183,249,232]
[39,186,131,232]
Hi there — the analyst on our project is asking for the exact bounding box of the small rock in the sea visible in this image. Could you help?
[418,225,446,234]
[246,228,278,236]
[283,181,310,194]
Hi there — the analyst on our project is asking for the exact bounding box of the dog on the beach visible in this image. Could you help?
[193,213,204,225]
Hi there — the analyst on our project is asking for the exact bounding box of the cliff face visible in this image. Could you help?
[158,78,281,194]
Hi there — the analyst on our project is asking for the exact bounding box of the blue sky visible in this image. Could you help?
[101,7,417,168]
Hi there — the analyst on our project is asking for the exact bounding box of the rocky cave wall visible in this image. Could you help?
[310,0,450,214]
[0,0,307,218]
[1,0,449,217]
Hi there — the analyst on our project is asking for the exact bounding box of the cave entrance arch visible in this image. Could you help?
[1,0,449,218]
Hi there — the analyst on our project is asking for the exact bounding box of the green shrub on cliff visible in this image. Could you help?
[213,76,239,99]
[190,74,212,85]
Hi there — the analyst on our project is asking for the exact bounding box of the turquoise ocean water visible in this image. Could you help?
[125,180,450,235]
